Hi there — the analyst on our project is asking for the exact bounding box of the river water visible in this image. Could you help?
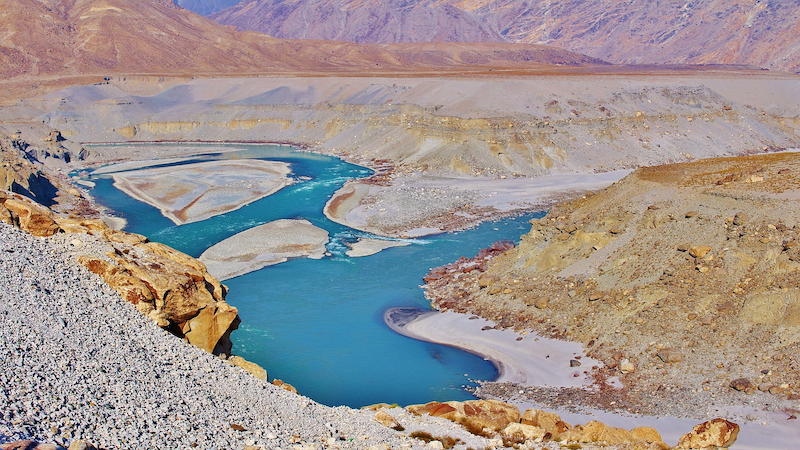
[82,143,540,408]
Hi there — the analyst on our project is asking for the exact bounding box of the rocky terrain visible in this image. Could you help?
[424,151,800,424]
[209,0,800,72]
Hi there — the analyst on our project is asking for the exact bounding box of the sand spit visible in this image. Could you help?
[199,219,329,280]
[111,159,293,225]
[345,238,412,257]
[389,309,605,388]
[325,171,630,237]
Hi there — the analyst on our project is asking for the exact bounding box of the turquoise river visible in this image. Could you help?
[82,143,541,408]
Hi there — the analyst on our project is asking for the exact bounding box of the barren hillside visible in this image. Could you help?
[425,151,800,417]
[211,0,800,72]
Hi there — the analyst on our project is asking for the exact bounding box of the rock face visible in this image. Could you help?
[210,0,800,72]
[676,418,740,449]
[424,151,800,415]
[0,189,240,355]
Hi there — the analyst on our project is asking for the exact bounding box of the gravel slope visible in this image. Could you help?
[0,223,410,449]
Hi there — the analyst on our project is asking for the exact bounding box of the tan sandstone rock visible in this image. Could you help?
[227,356,267,381]
[557,421,668,449]
[676,418,739,449]
[407,399,521,436]
[520,408,571,435]
[374,410,402,430]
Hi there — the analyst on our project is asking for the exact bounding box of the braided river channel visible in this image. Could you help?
[81,143,540,408]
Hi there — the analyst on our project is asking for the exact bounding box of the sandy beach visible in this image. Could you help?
[388,309,607,388]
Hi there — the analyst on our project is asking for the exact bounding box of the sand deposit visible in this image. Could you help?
[199,219,329,280]
[111,159,293,224]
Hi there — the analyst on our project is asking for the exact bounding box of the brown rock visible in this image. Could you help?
[730,378,754,392]
[557,421,668,449]
[676,418,739,449]
[657,348,684,363]
[67,441,97,450]
[521,409,571,435]
[500,423,548,442]
[478,273,499,287]
[272,379,298,394]
[688,245,712,258]
[227,355,267,381]
[374,410,402,430]
[408,400,521,436]
[2,196,60,237]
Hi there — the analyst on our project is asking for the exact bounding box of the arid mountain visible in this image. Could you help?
[175,0,240,16]
[211,0,800,72]
[210,0,502,43]
[0,0,606,100]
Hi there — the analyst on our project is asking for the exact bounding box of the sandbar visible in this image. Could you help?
[325,170,629,237]
[387,308,605,388]
[345,238,411,257]
[111,159,293,224]
[199,219,329,280]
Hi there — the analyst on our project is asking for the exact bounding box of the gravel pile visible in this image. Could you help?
[0,223,421,449]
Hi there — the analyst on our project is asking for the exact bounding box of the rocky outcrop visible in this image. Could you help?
[0,189,240,356]
[424,151,800,417]
[405,399,674,448]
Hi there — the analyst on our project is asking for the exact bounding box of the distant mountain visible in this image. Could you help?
[210,0,800,72]
[0,0,605,97]
[175,0,240,16]
[210,0,502,43]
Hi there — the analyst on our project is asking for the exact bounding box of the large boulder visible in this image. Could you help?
[0,193,59,236]
[556,421,668,449]
[520,408,571,435]
[676,418,739,449]
[407,399,521,436]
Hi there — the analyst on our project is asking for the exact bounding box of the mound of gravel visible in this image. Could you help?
[0,223,411,449]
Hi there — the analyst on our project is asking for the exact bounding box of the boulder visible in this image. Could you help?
[557,421,668,449]
[688,245,712,258]
[676,418,739,449]
[227,355,267,381]
[729,378,754,393]
[1,195,60,236]
[521,408,571,434]
[272,379,298,394]
[500,423,548,442]
[374,410,402,430]
[407,400,521,436]
[657,348,684,363]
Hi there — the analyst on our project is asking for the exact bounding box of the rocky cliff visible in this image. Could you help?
[0,189,240,355]
[424,151,800,418]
